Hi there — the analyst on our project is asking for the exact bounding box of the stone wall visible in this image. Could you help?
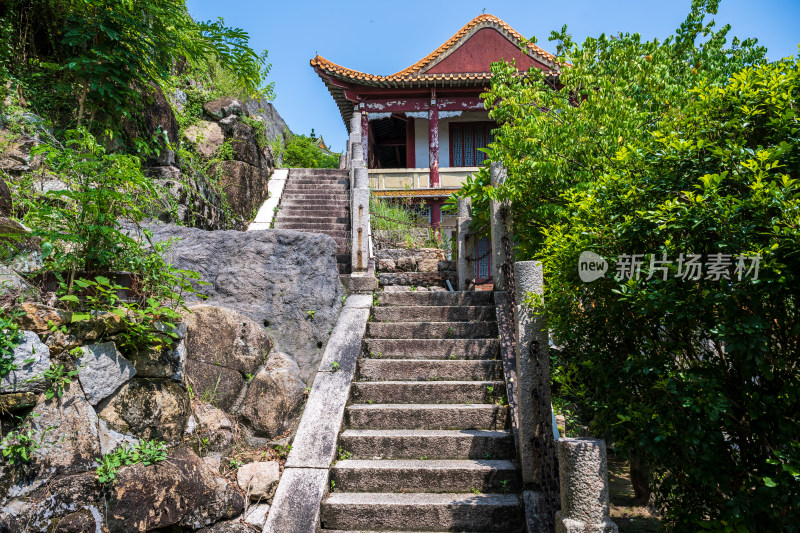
[376,248,456,287]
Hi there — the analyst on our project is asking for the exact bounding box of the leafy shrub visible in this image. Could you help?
[0,309,22,379]
[0,415,50,465]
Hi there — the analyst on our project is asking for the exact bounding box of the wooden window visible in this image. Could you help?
[450,122,495,167]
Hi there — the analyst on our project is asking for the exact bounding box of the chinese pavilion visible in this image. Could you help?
[311,14,559,231]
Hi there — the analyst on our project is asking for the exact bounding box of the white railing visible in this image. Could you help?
[368,167,479,191]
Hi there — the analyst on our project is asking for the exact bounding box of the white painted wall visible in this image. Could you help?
[412,111,491,169]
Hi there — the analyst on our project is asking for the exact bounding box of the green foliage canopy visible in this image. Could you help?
[282,133,339,169]
[459,0,799,528]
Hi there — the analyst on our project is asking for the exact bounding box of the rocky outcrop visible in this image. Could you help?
[245,99,290,165]
[238,351,304,438]
[105,446,244,532]
[144,224,343,381]
[154,96,275,230]
[124,85,180,167]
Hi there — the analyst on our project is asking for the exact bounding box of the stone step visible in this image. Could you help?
[339,429,515,460]
[283,182,348,190]
[321,492,523,532]
[280,200,350,208]
[275,222,350,231]
[364,338,499,360]
[378,291,494,307]
[330,459,520,493]
[366,321,498,339]
[289,178,349,185]
[345,403,508,430]
[372,305,495,323]
[288,168,348,177]
[274,215,350,224]
[351,380,505,404]
[357,359,502,382]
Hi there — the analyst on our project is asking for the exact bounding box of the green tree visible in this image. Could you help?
[459,0,800,528]
[282,133,339,169]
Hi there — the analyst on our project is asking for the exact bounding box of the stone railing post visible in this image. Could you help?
[556,438,618,533]
[349,108,370,274]
[456,197,474,291]
[515,260,561,531]
[489,162,510,290]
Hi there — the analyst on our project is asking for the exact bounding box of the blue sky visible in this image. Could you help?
[186,0,800,152]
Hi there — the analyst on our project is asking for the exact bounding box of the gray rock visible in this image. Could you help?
[77,342,136,405]
[98,419,139,455]
[217,159,271,221]
[173,88,187,114]
[183,304,271,374]
[144,224,343,381]
[204,98,246,120]
[245,503,271,528]
[245,100,290,165]
[30,383,101,476]
[0,330,50,394]
[238,351,304,438]
[127,342,181,379]
[0,265,36,303]
[96,378,189,443]
[197,519,254,533]
[236,461,281,500]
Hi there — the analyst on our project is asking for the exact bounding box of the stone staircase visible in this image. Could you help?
[320,290,524,532]
[273,168,351,274]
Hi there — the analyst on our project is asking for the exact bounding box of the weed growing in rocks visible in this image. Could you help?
[0,309,23,378]
[43,363,80,400]
[96,440,169,484]
[0,415,50,465]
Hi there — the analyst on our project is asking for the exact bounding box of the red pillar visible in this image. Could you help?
[406,117,415,168]
[430,200,442,228]
[362,111,369,167]
[428,106,439,188]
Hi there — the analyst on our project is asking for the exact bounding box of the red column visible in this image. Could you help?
[428,106,439,188]
[362,112,369,167]
[406,117,415,168]
[430,200,442,228]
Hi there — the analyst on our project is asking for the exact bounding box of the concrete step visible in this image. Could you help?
[289,178,349,185]
[288,168,348,177]
[364,338,500,360]
[357,359,502,382]
[275,222,349,231]
[345,403,508,430]
[378,291,494,307]
[280,200,350,209]
[372,305,495,323]
[366,321,498,339]
[339,429,515,460]
[321,492,523,532]
[330,459,520,493]
[274,215,350,224]
[283,183,348,190]
[351,380,505,404]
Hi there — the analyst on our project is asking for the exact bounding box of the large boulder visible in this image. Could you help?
[183,305,271,374]
[184,120,225,158]
[96,378,189,443]
[0,265,36,306]
[0,330,51,394]
[184,360,244,412]
[245,100,290,165]
[144,225,343,381]
[140,86,180,167]
[105,446,244,532]
[76,342,136,405]
[30,382,101,476]
[238,351,304,438]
